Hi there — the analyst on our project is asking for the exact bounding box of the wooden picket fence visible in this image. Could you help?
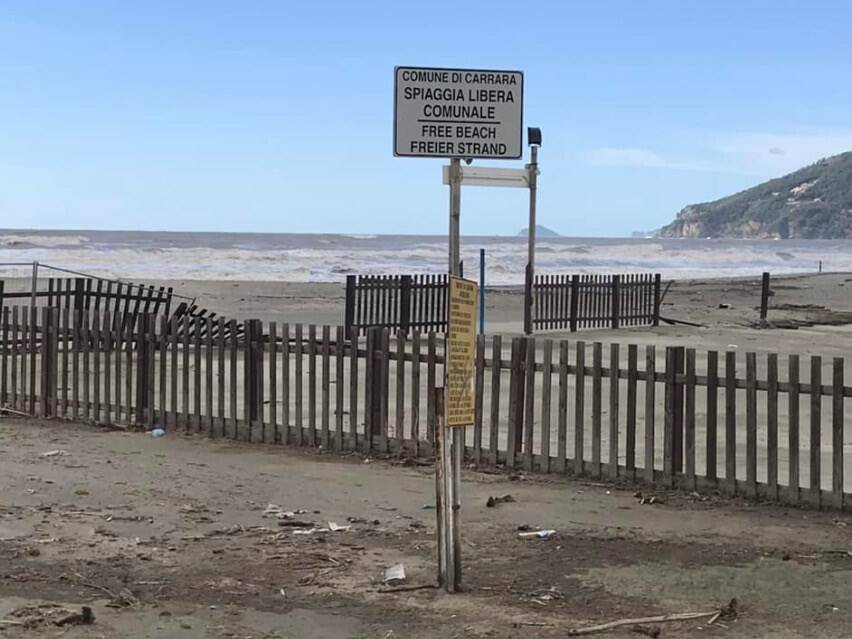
[532,273,661,331]
[344,274,448,338]
[2,306,850,511]
[0,276,174,318]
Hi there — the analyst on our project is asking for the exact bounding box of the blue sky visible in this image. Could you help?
[2,1,851,236]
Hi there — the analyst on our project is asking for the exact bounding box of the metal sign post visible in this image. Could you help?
[523,144,539,335]
[393,65,527,594]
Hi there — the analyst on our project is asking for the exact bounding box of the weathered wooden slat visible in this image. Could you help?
[170,314,178,430]
[411,330,421,456]
[335,326,345,450]
[255,320,265,443]
[591,342,602,477]
[523,337,536,472]
[308,325,317,447]
[608,343,619,479]
[280,323,290,443]
[11,308,19,412]
[193,316,202,432]
[2,308,11,409]
[229,319,238,439]
[321,325,331,449]
[685,348,696,490]
[810,356,822,505]
[540,339,553,472]
[556,340,569,472]
[102,312,112,423]
[81,310,90,421]
[831,357,844,510]
[426,331,437,445]
[725,351,737,493]
[205,317,214,434]
[489,335,502,466]
[62,307,70,416]
[766,353,778,500]
[474,334,486,463]
[146,315,156,429]
[294,324,304,446]
[269,322,278,443]
[507,338,521,469]
[663,347,675,485]
[349,329,359,448]
[706,350,718,483]
[746,352,757,497]
[182,314,190,432]
[396,330,406,449]
[92,312,101,423]
[626,344,637,480]
[574,341,586,476]
[217,317,226,436]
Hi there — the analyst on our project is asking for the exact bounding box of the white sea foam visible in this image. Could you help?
[0,231,847,285]
[0,234,90,248]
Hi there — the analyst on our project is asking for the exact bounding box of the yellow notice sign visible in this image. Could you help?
[446,275,478,427]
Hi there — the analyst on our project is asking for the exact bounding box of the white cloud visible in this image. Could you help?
[585,131,852,179]
[584,147,711,171]
[711,131,852,176]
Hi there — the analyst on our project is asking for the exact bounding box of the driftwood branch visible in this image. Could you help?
[566,610,720,636]
[377,583,437,594]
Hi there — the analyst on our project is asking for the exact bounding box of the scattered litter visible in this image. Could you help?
[421,504,434,510]
[279,588,287,598]
[263,504,307,519]
[327,522,351,532]
[638,495,664,505]
[718,303,730,309]
[528,587,563,604]
[292,528,317,535]
[5,604,94,628]
[34,537,58,544]
[148,428,165,438]
[518,529,556,540]
[39,450,67,458]
[383,563,406,584]
[486,494,515,508]
[726,344,738,349]
[277,520,315,528]
[55,606,95,627]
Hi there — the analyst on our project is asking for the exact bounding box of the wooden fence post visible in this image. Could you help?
[523,265,533,335]
[653,274,662,327]
[611,274,621,329]
[673,346,685,475]
[569,275,579,332]
[760,272,770,321]
[344,275,356,340]
[134,314,150,427]
[400,275,412,335]
[73,278,86,313]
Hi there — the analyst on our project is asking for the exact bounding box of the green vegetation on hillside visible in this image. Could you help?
[659,151,852,239]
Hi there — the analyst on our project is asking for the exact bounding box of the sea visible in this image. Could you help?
[0,229,849,285]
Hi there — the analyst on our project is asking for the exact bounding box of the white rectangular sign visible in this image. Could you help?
[442,165,530,188]
[394,66,524,160]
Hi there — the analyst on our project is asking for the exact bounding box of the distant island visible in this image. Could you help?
[659,151,852,239]
[518,224,561,237]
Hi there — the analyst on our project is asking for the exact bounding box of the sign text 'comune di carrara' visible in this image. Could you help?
[394,66,524,159]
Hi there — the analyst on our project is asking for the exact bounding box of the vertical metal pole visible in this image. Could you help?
[446,157,462,592]
[523,146,538,334]
[479,248,485,335]
[30,261,39,311]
